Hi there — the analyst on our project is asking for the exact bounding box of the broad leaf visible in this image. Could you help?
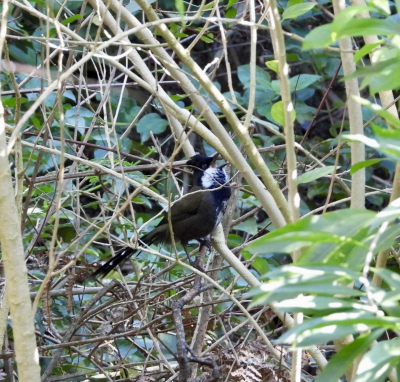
[350,159,384,175]
[137,114,168,143]
[271,101,296,126]
[353,96,400,129]
[290,74,321,91]
[315,330,385,382]
[369,197,400,229]
[373,267,400,291]
[237,64,271,89]
[277,312,400,347]
[233,217,258,235]
[346,126,400,162]
[303,8,400,49]
[356,339,400,382]
[297,166,339,184]
[303,24,335,50]
[250,283,364,307]
[282,2,316,21]
[354,41,383,62]
[245,209,375,259]
[61,14,82,25]
[273,295,376,315]
[265,60,279,73]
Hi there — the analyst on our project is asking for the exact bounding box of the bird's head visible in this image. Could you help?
[186,152,218,170]
[186,153,229,189]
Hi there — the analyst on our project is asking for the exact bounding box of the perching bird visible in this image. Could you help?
[92,153,231,277]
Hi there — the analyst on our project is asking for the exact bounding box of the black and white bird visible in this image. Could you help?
[92,153,231,277]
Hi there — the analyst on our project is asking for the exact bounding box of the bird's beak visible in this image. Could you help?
[211,152,220,162]
[210,153,230,169]
[209,152,220,168]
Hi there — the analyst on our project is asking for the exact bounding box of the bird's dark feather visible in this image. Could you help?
[91,153,230,278]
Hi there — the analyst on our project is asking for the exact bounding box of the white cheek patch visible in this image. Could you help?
[201,167,219,188]
[201,167,229,189]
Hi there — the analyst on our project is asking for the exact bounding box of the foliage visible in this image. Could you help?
[246,201,400,381]
[1,0,400,380]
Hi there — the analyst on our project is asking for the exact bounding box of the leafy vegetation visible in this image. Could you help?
[1,0,400,381]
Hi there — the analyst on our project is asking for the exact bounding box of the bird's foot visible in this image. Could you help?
[188,259,205,272]
[198,238,212,251]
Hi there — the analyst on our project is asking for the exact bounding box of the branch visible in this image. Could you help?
[125,0,289,228]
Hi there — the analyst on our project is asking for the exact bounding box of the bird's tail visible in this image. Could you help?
[91,246,137,278]
[91,230,159,278]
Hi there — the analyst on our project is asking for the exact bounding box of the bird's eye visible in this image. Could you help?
[202,164,207,169]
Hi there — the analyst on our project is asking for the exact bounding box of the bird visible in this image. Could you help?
[91,153,231,277]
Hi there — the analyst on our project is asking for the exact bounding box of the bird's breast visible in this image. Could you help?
[209,186,231,228]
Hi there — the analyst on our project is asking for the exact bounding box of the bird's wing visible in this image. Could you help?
[158,188,205,225]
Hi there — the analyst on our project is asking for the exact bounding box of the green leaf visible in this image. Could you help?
[291,325,364,347]
[65,106,94,132]
[203,1,216,10]
[354,96,400,129]
[277,312,400,347]
[290,74,321,91]
[133,194,152,208]
[8,44,33,65]
[267,264,361,283]
[61,14,82,25]
[237,64,271,89]
[2,97,28,107]
[354,41,383,62]
[315,330,385,382]
[297,165,339,184]
[303,9,400,49]
[367,0,390,14]
[369,197,400,229]
[346,126,400,161]
[373,267,400,291]
[225,7,237,18]
[355,339,400,382]
[331,3,372,21]
[175,0,185,16]
[248,231,345,254]
[250,282,364,307]
[31,116,42,129]
[270,80,281,94]
[364,225,400,254]
[200,32,214,43]
[282,2,316,20]
[245,209,375,262]
[273,295,377,315]
[265,60,279,73]
[271,101,296,126]
[63,90,76,102]
[136,114,168,143]
[295,102,317,124]
[303,24,335,50]
[350,159,384,175]
[242,252,271,276]
[227,0,238,9]
[248,264,365,308]
[288,0,304,5]
[371,124,400,158]
[233,217,258,235]
[369,60,400,94]
[347,53,400,94]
